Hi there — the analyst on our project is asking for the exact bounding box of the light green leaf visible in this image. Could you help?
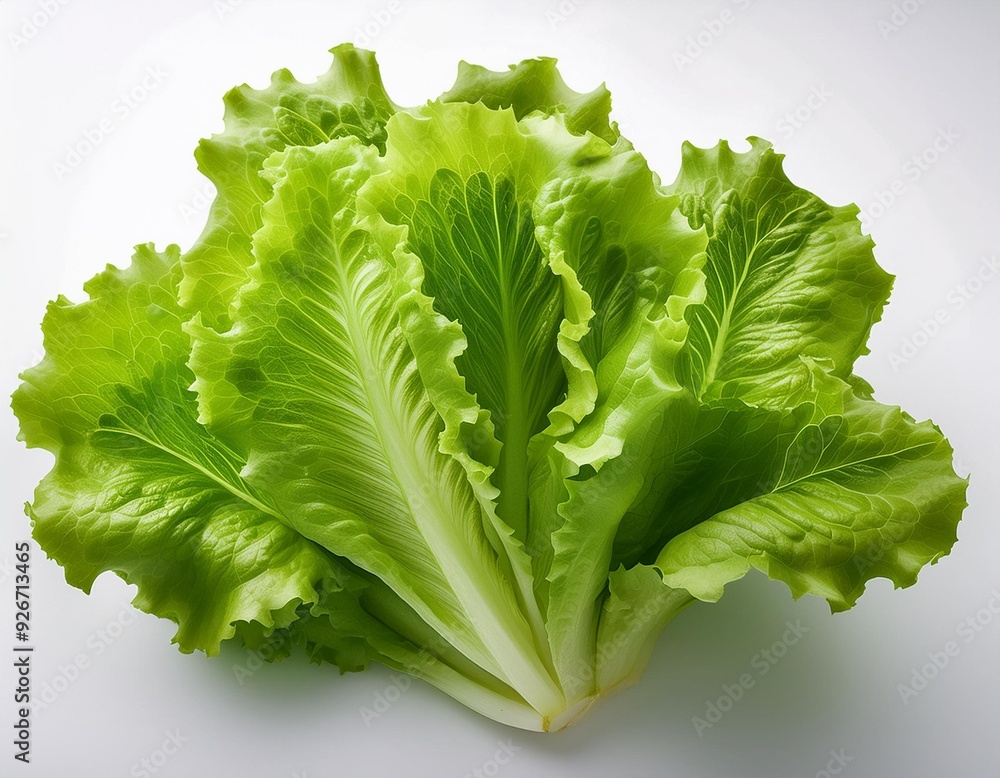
[528,147,706,701]
[625,369,969,611]
[359,101,609,548]
[180,44,399,331]
[367,217,554,673]
[187,136,564,717]
[440,56,616,142]
[12,245,372,661]
[666,138,893,408]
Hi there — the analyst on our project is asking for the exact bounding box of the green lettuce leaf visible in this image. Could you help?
[440,56,616,142]
[12,245,370,661]
[653,369,967,611]
[180,44,399,332]
[528,147,706,702]
[666,137,892,407]
[545,138,963,709]
[187,135,564,718]
[360,102,610,547]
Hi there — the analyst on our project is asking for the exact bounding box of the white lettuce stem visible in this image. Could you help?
[366,564,698,732]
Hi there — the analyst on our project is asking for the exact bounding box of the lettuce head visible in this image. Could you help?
[12,45,967,732]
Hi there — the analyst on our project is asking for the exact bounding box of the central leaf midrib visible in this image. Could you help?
[701,238,756,398]
[492,181,532,541]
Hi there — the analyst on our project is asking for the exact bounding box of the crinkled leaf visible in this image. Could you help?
[180,44,398,332]
[360,101,608,548]
[187,136,563,716]
[666,138,893,408]
[652,370,967,611]
[528,148,706,700]
[441,56,616,142]
[12,246,372,660]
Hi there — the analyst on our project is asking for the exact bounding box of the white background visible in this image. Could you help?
[1,1,998,776]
